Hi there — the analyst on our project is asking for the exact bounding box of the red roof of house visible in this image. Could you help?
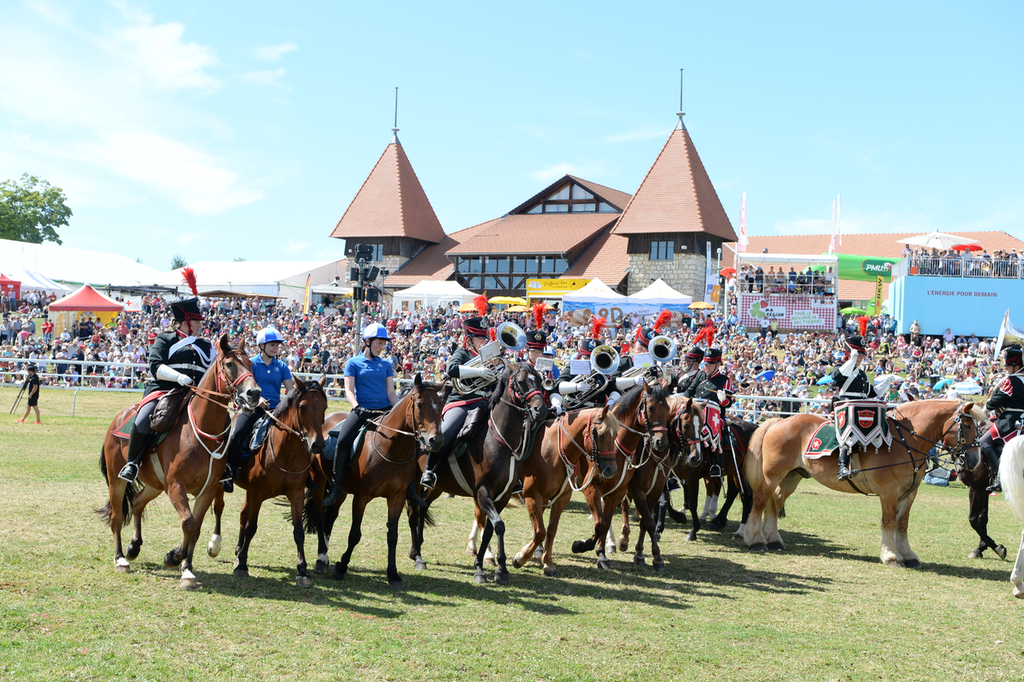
[446,213,618,255]
[329,138,445,244]
[49,284,124,312]
[562,229,629,286]
[613,124,736,241]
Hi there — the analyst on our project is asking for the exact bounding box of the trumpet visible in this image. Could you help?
[561,344,620,410]
[452,321,528,394]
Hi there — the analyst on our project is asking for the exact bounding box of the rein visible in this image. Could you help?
[368,389,436,465]
[556,413,603,492]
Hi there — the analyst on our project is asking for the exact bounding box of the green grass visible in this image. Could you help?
[1,387,1022,681]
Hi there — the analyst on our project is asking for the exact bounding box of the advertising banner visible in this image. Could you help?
[561,299,690,325]
[525,278,590,297]
[835,254,901,282]
[872,276,884,315]
[889,275,1018,336]
[737,293,837,331]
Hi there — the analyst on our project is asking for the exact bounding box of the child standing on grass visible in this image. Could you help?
[16,363,42,424]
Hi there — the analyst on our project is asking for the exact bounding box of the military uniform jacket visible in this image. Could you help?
[986,372,1024,437]
[446,347,493,404]
[145,331,215,396]
[671,369,706,396]
[830,366,879,400]
[687,371,733,409]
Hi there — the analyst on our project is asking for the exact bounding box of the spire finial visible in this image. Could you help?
[391,87,400,142]
[676,68,686,130]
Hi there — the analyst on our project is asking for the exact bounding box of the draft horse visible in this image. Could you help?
[407,362,547,584]
[571,383,671,570]
[743,399,982,566]
[511,406,620,577]
[97,334,262,589]
[307,375,442,590]
[207,377,328,587]
[948,406,1007,560]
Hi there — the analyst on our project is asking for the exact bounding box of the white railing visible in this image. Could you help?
[905,256,1022,279]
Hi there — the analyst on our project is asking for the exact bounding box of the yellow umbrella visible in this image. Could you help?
[688,301,715,310]
[505,305,529,312]
[489,296,527,306]
[458,302,477,312]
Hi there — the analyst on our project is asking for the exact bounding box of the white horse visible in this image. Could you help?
[998,434,1024,599]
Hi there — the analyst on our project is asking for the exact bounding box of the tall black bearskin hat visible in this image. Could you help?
[684,346,705,361]
[1004,344,1023,366]
[705,347,723,363]
[844,336,866,353]
[170,267,204,322]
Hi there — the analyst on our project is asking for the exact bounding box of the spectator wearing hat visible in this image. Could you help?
[15,363,42,424]
[978,344,1024,493]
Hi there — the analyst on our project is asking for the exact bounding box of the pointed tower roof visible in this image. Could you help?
[612,122,736,241]
[329,137,446,244]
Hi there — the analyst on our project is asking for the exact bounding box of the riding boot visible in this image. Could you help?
[983,444,1002,493]
[420,447,445,489]
[322,450,345,506]
[837,445,853,481]
[220,458,236,493]
[118,429,153,482]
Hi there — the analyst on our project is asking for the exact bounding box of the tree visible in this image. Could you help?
[171,254,188,269]
[0,174,72,244]
[233,257,246,262]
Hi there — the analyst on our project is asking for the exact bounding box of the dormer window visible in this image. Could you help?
[524,182,617,214]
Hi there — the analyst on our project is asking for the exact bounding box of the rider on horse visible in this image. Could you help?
[979,343,1024,493]
[669,346,706,395]
[118,283,213,482]
[680,347,732,478]
[420,307,501,489]
[221,325,295,493]
[831,335,883,481]
[322,323,400,506]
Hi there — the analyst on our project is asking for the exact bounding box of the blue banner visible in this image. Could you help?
[889,275,1016,337]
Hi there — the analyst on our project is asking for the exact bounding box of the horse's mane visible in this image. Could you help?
[616,383,645,409]
[272,379,326,419]
[488,371,510,411]
[596,407,620,440]
[965,401,988,425]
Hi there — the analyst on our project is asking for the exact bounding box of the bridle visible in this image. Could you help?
[557,410,617,491]
[369,385,441,463]
[264,383,327,475]
[615,390,668,467]
[490,368,545,459]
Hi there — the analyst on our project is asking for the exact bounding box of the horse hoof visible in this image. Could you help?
[314,560,330,575]
[618,539,629,552]
[207,534,222,558]
[597,559,611,571]
[1013,585,1024,599]
[543,566,558,577]
[414,559,427,571]
[633,555,646,567]
[474,572,489,584]
[750,543,767,553]
[767,542,784,553]
[233,568,249,578]
[968,549,983,560]
[164,551,182,568]
[732,531,744,541]
[882,558,905,567]
[512,555,524,569]
[904,559,921,569]
[408,548,418,561]
[331,563,347,580]
[571,540,587,554]
[495,571,509,586]
[296,575,313,588]
[485,556,497,567]
[654,561,667,573]
[389,580,404,592]
[533,546,544,559]
[126,542,142,560]
[996,545,1008,561]
[115,558,131,573]
[180,571,199,590]
[686,532,697,542]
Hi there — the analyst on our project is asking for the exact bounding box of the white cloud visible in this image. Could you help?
[254,42,298,61]
[531,161,611,183]
[285,240,308,254]
[242,68,288,88]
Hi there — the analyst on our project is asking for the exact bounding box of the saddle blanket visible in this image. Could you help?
[804,422,842,460]
[834,399,891,450]
[247,415,271,452]
[111,408,169,447]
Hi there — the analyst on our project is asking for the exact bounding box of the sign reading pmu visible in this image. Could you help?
[863,260,894,275]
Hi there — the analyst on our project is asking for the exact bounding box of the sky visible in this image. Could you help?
[1,1,1022,272]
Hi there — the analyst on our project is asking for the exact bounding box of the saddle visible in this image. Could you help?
[149,387,191,434]
[246,415,271,453]
[111,408,171,448]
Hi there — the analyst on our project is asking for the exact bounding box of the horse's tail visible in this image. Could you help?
[302,486,318,534]
[406,481,432,510]
[94,446,142,524]
[745,418,783,497]
[405,486,436,527]
[999,436,1024,523]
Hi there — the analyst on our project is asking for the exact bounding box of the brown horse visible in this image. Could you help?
[947,408,1008,560]
[407,362,548,584]
[743,399,983,566]
[206,377,328,587]
[307,375,442,590]
[97,335,261,589]
[570,383,672,570]
[511,406,620,577]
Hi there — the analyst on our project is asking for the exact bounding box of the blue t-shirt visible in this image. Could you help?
[251,355,293,409]
[345,353,394,410]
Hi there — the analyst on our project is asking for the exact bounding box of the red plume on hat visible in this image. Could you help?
[473,294,489,317]
[591,316,607,339]
[181,266,199,296]
[654,309,672,334]
[532,302,546,330]
[489,327,496,342]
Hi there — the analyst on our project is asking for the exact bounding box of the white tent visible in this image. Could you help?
[10,269,70,296]
[561,278,626,306]
[392,280,477,312]
[0,237,164,287]
[628,278,692,305]
[154,261,347,303]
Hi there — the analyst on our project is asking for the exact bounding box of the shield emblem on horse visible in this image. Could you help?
[701,402,723,452]
[834,400,891,450]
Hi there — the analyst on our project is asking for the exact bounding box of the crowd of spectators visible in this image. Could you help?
[737,264,837,296]
[904,245,1023,278]
[0,289,1005,422]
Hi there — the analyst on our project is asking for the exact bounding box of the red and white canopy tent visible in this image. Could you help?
[0,272,20,300]
[48,285,124,336]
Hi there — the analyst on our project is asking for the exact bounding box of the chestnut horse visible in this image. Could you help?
[947,407,1008,560]
[570,383,672,570]
[96,335,261,589]
[306,375,442,590]
[407,362,547,585]
[743,399,982,566]
[511,406,620,577]
[207,377,327,587]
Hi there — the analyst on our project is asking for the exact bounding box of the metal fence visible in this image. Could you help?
[905,256,1022,279]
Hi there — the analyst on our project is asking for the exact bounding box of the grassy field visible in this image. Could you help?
[1,387,1022,681]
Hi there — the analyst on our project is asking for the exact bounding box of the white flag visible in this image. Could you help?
[837,193,842,246]
[738,191,748,253]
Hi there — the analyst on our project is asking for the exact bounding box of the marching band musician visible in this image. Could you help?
[606,310,675,403]
[550,316,606,414]
[669,346,706,395]
[829,336,881,480]
[682,347,732,478]
[420,296,498,489]
[978,344,1024,493]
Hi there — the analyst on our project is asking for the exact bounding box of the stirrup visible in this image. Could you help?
[837,465,852,481]
[708,464,723,478]
[219,464,234,484]
[987,479,1002,493]
[420,470,437,489]
[221,479,234,494]
[118,461,139,482]
[322,478,344,506]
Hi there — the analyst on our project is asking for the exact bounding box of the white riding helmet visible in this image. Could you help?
[256,326,285,345]
[362,323,391,341]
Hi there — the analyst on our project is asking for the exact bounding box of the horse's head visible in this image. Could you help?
[507,362,548,425]
[590,405,620,479]
[641,383,672,453]
[275,375,328,454]
[405,374,442,453]
[944,401,986,465]
[214,334,261,410]
[671,396,703,468]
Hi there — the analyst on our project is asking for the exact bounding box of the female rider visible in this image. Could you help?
[322,323,400,506]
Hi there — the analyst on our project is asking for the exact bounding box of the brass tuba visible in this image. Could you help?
[452,321,528,394]
[562,344,620,410]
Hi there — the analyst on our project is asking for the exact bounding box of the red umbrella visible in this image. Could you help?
[719,267,737,278]
[952,244,983,252]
